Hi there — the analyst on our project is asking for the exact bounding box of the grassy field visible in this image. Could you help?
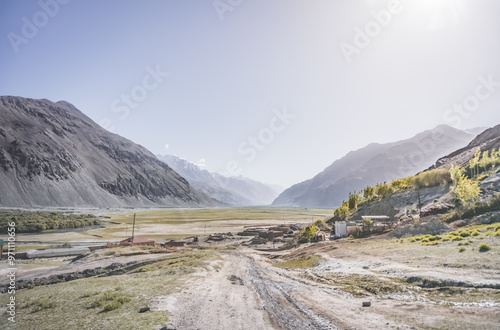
[0,251,219,329]
[12,207,333,242]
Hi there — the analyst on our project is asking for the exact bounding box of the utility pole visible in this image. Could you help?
[132,213,136,239]
[417,189,422,218]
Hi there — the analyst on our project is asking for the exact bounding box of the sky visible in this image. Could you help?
[1,0,500,188]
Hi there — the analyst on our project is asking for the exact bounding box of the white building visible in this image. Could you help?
[334,221,347,238]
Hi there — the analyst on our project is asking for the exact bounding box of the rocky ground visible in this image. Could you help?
[2,229,499,329]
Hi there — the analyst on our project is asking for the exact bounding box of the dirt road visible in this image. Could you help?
[162,252,352,329]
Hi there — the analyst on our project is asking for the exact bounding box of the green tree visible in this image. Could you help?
[451,164,481,207]
[334,203,350,221]
[453,177,481,207]
[363,186,374,200]
[450,164,464,186]
[375,182,393,199]
[298,225,319,243]
[348,192,361,210]
[468,148,481,178]
[479,150,491,173]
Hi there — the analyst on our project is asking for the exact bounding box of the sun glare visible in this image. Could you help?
[410,0,469,30]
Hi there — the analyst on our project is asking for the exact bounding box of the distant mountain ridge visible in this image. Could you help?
[273,125,478,208]
[431,124,500,170]
[157,154,281,206]
[0,96,219,208]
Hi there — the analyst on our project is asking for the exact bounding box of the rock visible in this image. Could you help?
[139,305,150,313]
[450,220,467,228]
[362,301,371,307]
[363,266,369,270]
[420,203,453,217]
[472,211,500,225]
[106,262,123,270]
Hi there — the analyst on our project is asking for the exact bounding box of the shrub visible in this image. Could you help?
[442,236,451,242]
[452,236,463,241]
[90,291,131,311]
[314,219,326,228]
[31,299,57,312]
[459,231,471,237]
[442,193,500,223]
[458,247,466,252]
[409,237,417,243]
[421,238,430,243]
[103,301,122,312]
[348,234,355,240]
[412,169,451,189]
[298,225,318,243]
[479,243,491,252]
[471,230,480,236]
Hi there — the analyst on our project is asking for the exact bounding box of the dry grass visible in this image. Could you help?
[0,251,219,329]
[274,255,323,269]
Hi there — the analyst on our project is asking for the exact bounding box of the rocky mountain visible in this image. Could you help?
[273,125,478,208]
[157,154,281,206]
[431,124,500,170]
[0,96,219,208]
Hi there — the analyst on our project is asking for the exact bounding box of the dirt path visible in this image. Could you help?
[162,252,349,330]
[159,253,272,329]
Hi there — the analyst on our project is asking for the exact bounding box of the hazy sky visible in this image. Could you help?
[1,0,499,188]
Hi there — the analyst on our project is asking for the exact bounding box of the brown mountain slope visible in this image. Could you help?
[431,124,500,170]
[0,96,219,208]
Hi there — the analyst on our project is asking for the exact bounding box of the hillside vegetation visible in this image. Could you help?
[329,147,500,227]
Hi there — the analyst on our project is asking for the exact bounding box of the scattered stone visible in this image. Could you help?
[363,266,369,270]
[161,324,176,330]
[362,301,371,307]
[228,275,244,285]
[139,305,150,313]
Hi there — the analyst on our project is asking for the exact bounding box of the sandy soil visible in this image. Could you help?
[159,239,500,330]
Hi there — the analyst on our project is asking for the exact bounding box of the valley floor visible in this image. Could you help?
[2,233,499,329]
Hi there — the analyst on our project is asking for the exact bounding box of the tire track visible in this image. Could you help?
[243,254,339,330]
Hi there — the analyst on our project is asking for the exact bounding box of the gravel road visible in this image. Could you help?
[163,252,342,330]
